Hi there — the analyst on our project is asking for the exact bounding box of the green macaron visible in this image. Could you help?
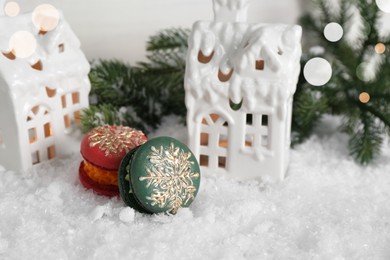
[118,137,201,214]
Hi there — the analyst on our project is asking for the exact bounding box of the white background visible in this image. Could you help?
[11,0,302,63]
[6,0,390,63]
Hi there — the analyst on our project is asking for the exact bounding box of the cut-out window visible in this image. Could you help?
[218,68,234,82]
[210,114,219,123]
[47,145,56,159]
[277,48,283,55]
[29,128,37,144]
[72,92,80,104]
[202,114,222,125]
[256,60,265,70]
[59,43,65,53]
[246,114,253,125]
[62,92,83,129]
[31,106,39,115]
[262,136,268,147]
[74,111,81,124]
[38,29,48,36]
[198,50,214,64]
[200,133,209,146]
[245,134,254,147]
[229,99,243,111]
[2,51,16,60]
[199,155,209,166]
[218,156,226,168]
[61,95,67,108]
[46,87,56,98]
[243,113,271,151]
[218,134,228,148]
[31,60,43,71]
[44,123,52,138]
[31,151,40,165]
[64,115,71,128]
[262,115,268,126]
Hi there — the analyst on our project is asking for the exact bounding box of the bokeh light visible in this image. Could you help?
[324,22,344,42]
[32,4,60,32]
[376,0,390,13]
[375,43,386,54]
[359,92,370,104]
[4,2,20,17]
[9,31,37,58]
[303,58,333,86]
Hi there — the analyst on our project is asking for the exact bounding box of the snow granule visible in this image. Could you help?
[119,207,135,223]
[90,203,113,222]
[0,116,390,259]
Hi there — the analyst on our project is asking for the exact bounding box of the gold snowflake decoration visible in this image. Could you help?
[88,126,146,156]
[139,142,200,214]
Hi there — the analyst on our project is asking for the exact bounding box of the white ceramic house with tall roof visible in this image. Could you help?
[185,0,302,181]
[0,10,90,173]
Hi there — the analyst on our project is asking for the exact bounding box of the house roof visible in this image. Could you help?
[185,20,302,116]
[0,11,90,96]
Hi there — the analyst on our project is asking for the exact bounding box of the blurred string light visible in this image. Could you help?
[356,62,368,82]
[9,31,37,58]
[303,58,333,86]
[375,43,386,54]
[376,0,390,13]
[359,92,370,104]
[324,22,343,42]
[32,4,60,33]
[4,1,20,17]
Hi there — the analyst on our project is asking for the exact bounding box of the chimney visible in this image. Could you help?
[213,0,250,23]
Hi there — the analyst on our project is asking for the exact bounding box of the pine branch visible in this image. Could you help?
[360,102,390,128]
[81,28,189,134]
[88,60,133,106]
[296,0,390,164]
[146,28,189,52]
[348,112,382,165]
[315,0,333,25]
[292,80,328,145]
[338,0,353,28]
[80,104,126,133]
[81,3,390,165]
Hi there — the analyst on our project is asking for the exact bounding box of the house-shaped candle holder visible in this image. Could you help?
[0,11,90,173]
[185,0,302,181]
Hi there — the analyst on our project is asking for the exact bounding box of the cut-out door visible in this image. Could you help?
[26,105,56,165]
[199,114,229,170]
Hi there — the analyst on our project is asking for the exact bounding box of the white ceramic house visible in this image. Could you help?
[185,0,302,181]
[0,11,90,173]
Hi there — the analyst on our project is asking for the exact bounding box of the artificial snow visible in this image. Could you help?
[0,115,390,259]
[119,208,135,223]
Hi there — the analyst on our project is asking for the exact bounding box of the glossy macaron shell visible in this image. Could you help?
[80,125,147,170]
[119,137,201,214]
[118,147,151,214]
